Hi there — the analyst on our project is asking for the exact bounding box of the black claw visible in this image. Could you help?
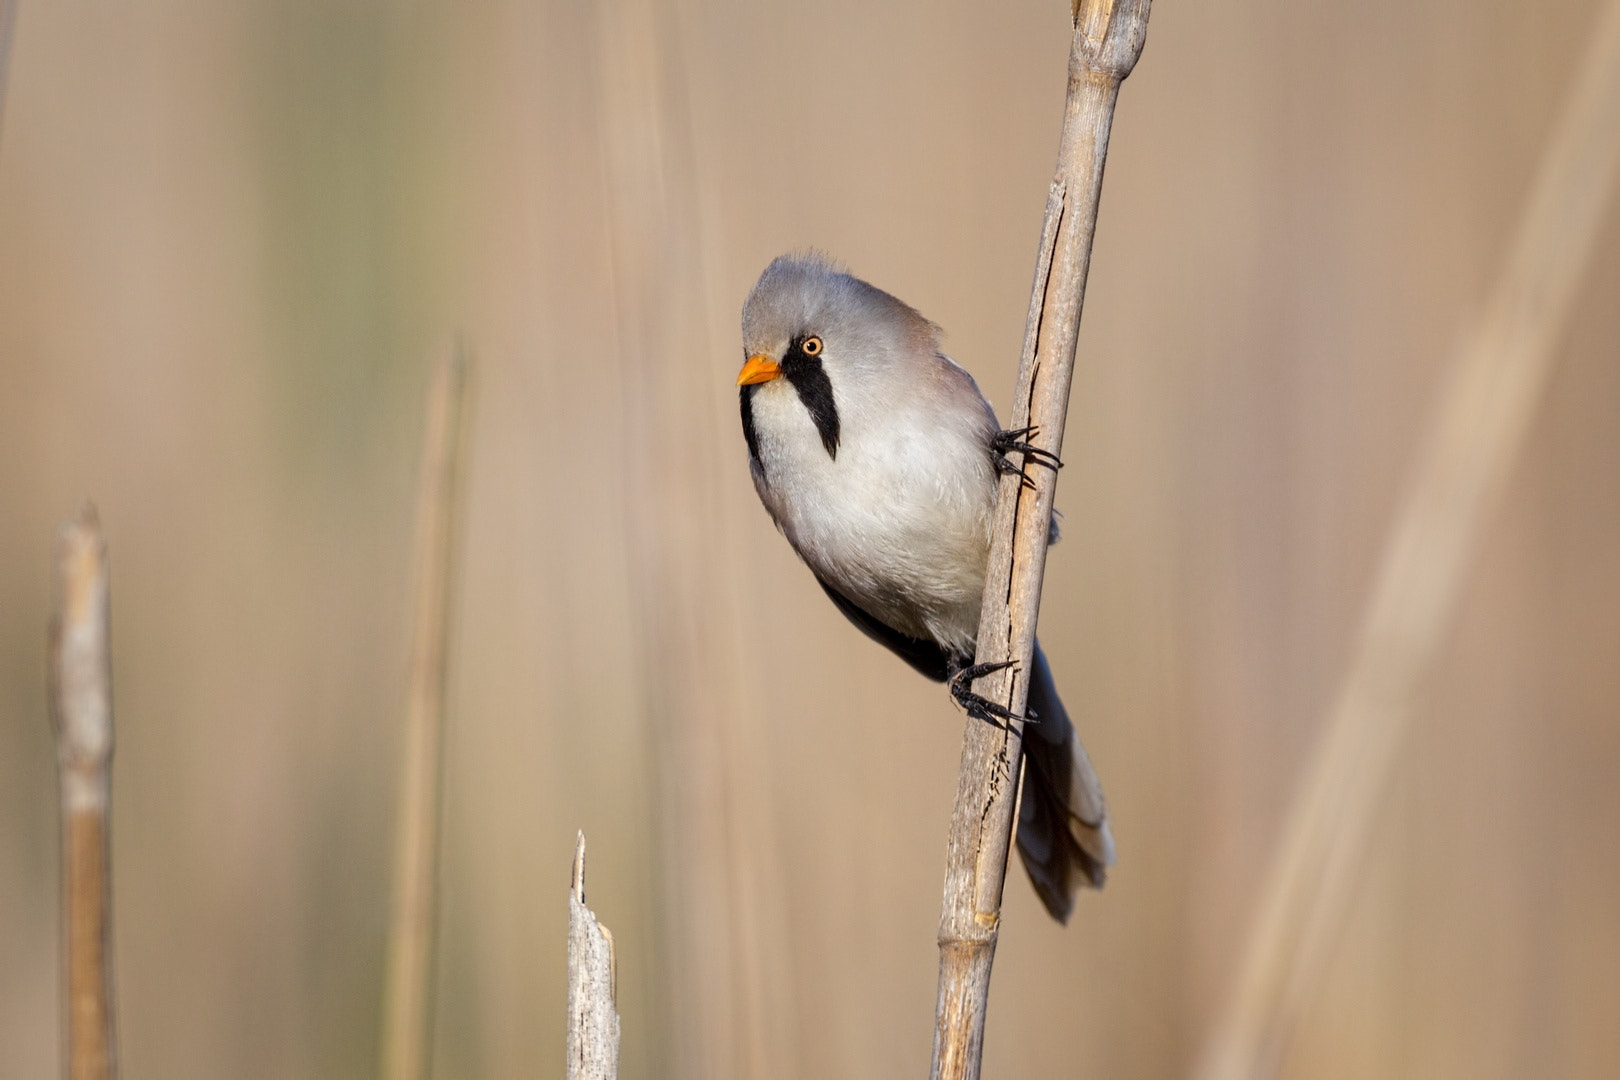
[949,660,1036,728]
[997,426,1063,468]
[991,426,1063,488]
[993,453,1038,491]
[953,660,1017,683]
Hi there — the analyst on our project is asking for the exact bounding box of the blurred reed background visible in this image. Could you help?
[2,1,1618,1078]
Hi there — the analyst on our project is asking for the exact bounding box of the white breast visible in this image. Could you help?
[747,375,997,656]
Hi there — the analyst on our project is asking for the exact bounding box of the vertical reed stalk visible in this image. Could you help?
[379,345,471,1080]
[0,0,17,139]
[1194,4,1620,1077]
[568,833,621,1080]
[931,4,1150,1078]
[50,505,119,1080]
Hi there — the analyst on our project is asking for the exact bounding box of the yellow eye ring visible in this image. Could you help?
[801,335,823,356]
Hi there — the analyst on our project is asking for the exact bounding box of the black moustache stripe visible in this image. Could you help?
[738,341,841,470]
[740,383,762,467]
[781,353,840,459]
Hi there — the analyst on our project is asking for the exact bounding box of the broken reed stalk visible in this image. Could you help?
[379,345,470,1080]
[930,3,1150,1079]
[1193,4,1620,1078]
[50,505,119,1080]
[568,833,621,1080]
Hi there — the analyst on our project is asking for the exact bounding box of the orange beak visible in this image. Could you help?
[736,354,782,386]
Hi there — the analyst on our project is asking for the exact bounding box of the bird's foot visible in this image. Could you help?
[949,660,1035,728]
[992,426,1063,490]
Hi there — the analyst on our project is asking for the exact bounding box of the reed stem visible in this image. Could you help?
[50,505,119,1080]
[379,345,471,1080]
[930,4,1151,1078]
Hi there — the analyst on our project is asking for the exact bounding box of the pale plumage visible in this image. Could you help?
[742,255,998,656]
[738,253,1114,921]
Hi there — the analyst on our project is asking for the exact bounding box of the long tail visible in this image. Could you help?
[1016,641,1115,923]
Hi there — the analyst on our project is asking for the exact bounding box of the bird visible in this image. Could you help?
[735,252,1114,922]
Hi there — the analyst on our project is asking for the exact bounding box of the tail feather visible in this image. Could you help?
[1016,641,1114,923]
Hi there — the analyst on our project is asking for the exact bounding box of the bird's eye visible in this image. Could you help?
[801,335,823,356]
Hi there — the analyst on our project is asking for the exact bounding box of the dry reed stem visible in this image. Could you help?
[50,505,119,1080]
[568,832,621,1080]
[1193,5,1620,1078]
[0,0,17,140]
[379,345,470,1080]
[931,4,1150,1078]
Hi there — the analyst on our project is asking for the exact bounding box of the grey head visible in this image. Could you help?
[737,253,985,464]
[740,252,942,373]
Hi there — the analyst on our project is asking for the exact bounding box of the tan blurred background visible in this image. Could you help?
[3,1,1618,1077]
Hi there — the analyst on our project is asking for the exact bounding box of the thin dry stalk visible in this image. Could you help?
[568,833,621,1080]
[1193,5,1620,1078]
[0,0,17,139]
[49,505,119,1080]
[931,4,1150,1079]
[379,345,471,1080]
